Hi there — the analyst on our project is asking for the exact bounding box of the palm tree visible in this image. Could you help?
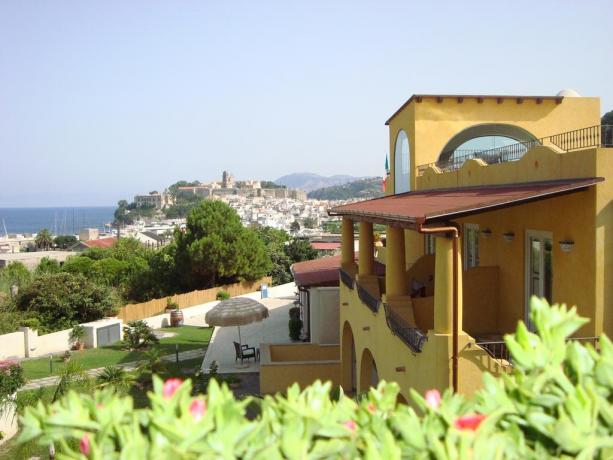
[35,228,53,251]
[96,366,134,394]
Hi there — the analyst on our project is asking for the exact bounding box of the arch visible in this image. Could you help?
[359,348,379,393]
[394,130,410,193]
[341,322,357,394]
[438,123,539,163]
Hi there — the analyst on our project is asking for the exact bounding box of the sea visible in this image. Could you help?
[0,207,115,236]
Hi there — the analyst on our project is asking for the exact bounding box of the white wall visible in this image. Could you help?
[309,287,340,345]
[0,332,25,360]
[31,329,72,358]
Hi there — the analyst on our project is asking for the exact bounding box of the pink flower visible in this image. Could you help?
[162,378,183,399]
[80,434,90,455]
[425,389,441,410]
[343,420,357,431]
[454,414,486,431]
[189,398,206,421]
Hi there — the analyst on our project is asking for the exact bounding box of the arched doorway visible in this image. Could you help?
[394,130,410,194]
[359,348,379,393]
[341,322,356,395]
[438,123,539,165]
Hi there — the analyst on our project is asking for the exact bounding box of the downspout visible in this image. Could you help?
[417,222,460,393]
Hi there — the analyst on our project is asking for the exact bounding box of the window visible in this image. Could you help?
[463,224,479,270]
[424,234,435,255]
[394,130,410,194]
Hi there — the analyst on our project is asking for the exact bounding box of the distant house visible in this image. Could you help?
[309,241,341,256]
[134,231,168,248]
[70,237,117,252]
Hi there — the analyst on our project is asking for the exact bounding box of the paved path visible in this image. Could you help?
[20,348,206,391]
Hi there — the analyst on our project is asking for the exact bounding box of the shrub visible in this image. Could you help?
[69,324,86,346]
[18,299,613,459]
[216,290,230,301]
[122,320,159,351]
[288,305,300,320]
[96,366,134,394]
[165,297,179,310]
[0,361,24,403]
[288,317,302,341]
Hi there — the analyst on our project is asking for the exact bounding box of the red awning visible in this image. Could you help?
[328,178,602,227]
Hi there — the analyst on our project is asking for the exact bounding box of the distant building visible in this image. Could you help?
[222,171,235,189]
[134,190,174,210]
[79,228,99,242]
[71,237,117,251]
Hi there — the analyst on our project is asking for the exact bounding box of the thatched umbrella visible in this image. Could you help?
[205,297,269,364]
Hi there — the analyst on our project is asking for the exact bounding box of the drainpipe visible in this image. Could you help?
[417,222,460,393]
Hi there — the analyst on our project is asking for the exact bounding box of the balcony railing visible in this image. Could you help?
[476,336,600,365]
[416,124,613,176]
[356,282,380,313]
[339,268,354,289]
[384,304,428,353]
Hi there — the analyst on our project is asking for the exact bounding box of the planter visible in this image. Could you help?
[71,342,85,351]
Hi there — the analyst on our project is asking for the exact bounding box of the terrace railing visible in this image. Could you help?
[356,282,381,313]
[384,304,428,353]
[339,268,354,289]
[416,124,613,176]
[476,336,600,366]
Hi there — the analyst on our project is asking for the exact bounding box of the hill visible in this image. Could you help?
[307,177,384,200]
[274,173,359,192]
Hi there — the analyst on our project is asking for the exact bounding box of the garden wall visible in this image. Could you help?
[0,332,26,360]
[116,277,272,323]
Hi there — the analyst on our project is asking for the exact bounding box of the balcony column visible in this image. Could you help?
[385,226,407,298]
[341,218,356,272]
[358,221,374,276]
[433,236,463,334]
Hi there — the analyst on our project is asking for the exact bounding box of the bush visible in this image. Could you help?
[288,317,302,341]
[216,290,230,301]
[0,361,24,403]
[166,297,179,310]
[122,320,159,351]
[69,324,86,347]
[288,305,300,320]
[18,299,613,459]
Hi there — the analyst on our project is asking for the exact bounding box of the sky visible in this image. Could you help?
[1,0,612,207]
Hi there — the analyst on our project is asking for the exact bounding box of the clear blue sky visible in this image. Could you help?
[1,0,611,207]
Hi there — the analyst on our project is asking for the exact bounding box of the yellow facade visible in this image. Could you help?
[338,93,612,399]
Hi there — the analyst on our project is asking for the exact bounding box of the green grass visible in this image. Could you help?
[21,326,213,380]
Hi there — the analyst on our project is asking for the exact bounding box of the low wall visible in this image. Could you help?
[32,329,72,358]
[117,277,272,323]
[0,332,26,360]
[260,343,341,394]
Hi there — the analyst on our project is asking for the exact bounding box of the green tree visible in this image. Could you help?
[62,256,95,277]
[34,228,53,250]
[290,220,300,233]
[253,226,293,284]
[602,110,613,125]
[175,201,270,289]
[53,235,77,249]
[285,238,317,263]
[114,200,133,226]
[15,272,118,333]
[0,261,32,292]
[35,257,61,276]
[303,217,317,229]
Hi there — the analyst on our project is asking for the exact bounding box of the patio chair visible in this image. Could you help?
[233,341,257,364]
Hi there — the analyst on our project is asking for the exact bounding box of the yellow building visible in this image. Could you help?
[259,90,613,400]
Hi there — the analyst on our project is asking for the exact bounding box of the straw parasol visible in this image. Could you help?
[205,297,269,364]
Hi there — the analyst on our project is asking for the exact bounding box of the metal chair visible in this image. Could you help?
[233,341,257,364]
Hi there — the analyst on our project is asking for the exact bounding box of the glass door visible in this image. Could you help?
[525,231,553,331]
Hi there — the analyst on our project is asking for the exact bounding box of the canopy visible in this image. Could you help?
[329,178,603,228]
[205,297,269,327]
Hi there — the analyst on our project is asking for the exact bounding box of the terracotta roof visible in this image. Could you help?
[83,237,117,249]
[385,94,565,125]
[311,242,341,251]
[291,254,385,288]
[329,178,603,227]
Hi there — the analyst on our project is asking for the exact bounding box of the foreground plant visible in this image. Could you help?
[17,299,613,459]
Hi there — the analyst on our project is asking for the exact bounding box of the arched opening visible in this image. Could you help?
[341,322,356,395]
[438,124,539,165]
[394,130,410,194]
[359,348,379,393]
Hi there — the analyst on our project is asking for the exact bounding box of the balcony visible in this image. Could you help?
[417,124,613,176]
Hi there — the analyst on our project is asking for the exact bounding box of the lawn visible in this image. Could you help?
[20,325,213,380]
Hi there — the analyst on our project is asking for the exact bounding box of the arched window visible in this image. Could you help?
[394,130,410,194]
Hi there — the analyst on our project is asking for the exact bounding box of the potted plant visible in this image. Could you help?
[62,350,71,363]
[69,324,86,351]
